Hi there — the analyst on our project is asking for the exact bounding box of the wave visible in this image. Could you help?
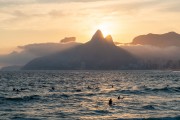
[116,89,146,94]
[46,93,70,98]
[115,116,180,120]
[10,117,41,120]
[115,86,180,95]
[0,95,41,102]
[94,110,112,114]
[142,105,156,110]
[145,86,180,93]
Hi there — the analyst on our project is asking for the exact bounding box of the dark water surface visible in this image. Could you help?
[0,70,179,120]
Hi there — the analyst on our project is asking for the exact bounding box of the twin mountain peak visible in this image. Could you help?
[89,29,115,46]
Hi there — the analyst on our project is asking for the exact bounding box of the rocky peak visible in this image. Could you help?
[90,29,104,42]
[105,35,115,46]
[88,30,115,47]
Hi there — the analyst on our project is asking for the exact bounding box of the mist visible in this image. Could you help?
[0,42,81,68]
[120,45,180,69]
[121,45,180,60]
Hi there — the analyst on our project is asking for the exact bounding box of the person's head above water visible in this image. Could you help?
[109,99,112,105]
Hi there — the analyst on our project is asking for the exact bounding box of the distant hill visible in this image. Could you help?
[23,30,138,70]
[131,32,180,47]
[1,65,22,71]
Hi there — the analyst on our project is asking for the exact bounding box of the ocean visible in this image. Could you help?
[0,70,179,120]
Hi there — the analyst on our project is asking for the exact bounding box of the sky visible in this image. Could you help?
[0,0,180,54]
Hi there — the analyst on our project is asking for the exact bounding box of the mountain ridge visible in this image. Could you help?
[23,30,138,70]
[131,32,180,47]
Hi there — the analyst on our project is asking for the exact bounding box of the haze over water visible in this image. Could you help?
[0,70,179,120]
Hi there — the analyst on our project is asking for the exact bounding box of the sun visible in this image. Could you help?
[90,21,116,39]
[91,22,113,37]
[97,23,111,37]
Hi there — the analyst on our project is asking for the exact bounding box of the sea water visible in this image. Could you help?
[0,70,179,120]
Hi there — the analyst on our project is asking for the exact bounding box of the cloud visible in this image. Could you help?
[48,10,65,17]
[1,41,180,68]
[98,0,180,15]
[0,51,35,67]
[0,10,46,25]
[0,0,114,7]
[121,45,180,62]
[161,4,180,12]
[60,37,76,43]
[36,0,110,3]
[0,0,31,7]
[0,42,81,67]
[120,45,180,69]
[1,0,180,47]
[18,42,80,56]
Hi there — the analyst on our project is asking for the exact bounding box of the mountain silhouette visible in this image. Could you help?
[23,30,138,70]
[131,32,180,47]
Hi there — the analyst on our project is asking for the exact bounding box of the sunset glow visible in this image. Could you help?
[0,1,180,119]
[96,22,114,37]
[0,0,180,54]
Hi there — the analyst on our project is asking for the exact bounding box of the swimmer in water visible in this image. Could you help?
[52,87,55,90]
[109,99,113,106]
[118,95,124,100]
